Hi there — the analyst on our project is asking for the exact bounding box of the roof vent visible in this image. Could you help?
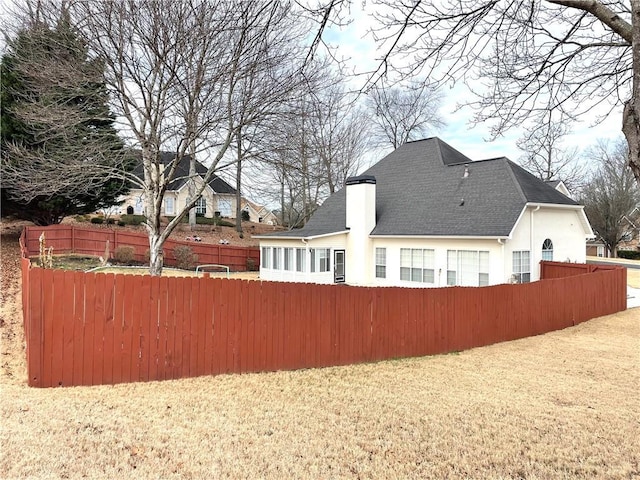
[459,198,465,206]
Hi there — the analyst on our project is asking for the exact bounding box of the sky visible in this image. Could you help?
[323,3,625,166]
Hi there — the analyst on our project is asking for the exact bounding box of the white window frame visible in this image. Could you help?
[400,248,435,283]
[310,248,330,273]
[542,239,553,261]
[164,196,175,215]
[512,250,531,283]
[261,247,271,269]
[295,248,305,272]
[447,250,490,286]
[195,196,206,216]
[272,247,282,270]
[375,248,386,279]
[284,247,294,271]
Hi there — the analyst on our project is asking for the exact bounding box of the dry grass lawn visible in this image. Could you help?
[1,234,639,479]
[91,265,261,280]
[627,268,640,288]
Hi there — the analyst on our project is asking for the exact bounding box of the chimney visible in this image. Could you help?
[345,175,376,234]
[345,175,376,285]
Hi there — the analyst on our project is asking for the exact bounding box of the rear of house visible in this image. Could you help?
[256,138,593,287]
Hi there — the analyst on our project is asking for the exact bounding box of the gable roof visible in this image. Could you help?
[262,137,580,239]
[132,152,235,194]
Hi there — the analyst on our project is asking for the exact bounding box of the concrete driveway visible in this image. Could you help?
[627,287,640,309]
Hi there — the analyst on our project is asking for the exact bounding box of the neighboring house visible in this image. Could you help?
[255,138,594,287]
[241,198,279,225]
[586,239,606,257]
[119,152,237,219]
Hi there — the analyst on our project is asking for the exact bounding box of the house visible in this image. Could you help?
[119,153,237,219]
[586,240,607,257]
[241,198,279,225]
[255,138,594,287]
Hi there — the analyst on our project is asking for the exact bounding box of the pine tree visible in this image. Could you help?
[1,12,130,225]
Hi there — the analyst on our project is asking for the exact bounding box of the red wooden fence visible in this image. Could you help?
[22,225,259,271]
[19,231,627,387]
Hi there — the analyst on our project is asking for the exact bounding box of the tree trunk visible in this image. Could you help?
[235,130,243,234]
[280,160,286,226]
[142,145,165,277]
[188,141,197,230]
[148,231,164,276]
[623,3,640,184]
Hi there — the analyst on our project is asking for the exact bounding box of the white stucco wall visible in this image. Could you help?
[507,206,590,281]
[370,237,506,287]
[258,205,592,287]
[259,234,348,284]
[119,187,236,219]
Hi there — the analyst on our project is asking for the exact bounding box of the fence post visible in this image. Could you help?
[71,226,75,253]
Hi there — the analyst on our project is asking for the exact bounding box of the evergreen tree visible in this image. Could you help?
[1,13,129,225]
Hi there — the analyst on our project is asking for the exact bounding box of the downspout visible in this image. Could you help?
[531,206,540,279]
[301,238,308,282]
[497,238,505,283]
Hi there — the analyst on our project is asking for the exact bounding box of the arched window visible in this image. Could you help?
[542,239,553,261]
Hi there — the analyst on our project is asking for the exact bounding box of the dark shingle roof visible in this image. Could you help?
[264,137,579,239]
[132,152,235,194]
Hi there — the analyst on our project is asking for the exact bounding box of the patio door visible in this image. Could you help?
[334,250,345,283]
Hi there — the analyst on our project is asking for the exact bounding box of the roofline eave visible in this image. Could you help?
[369,234,510,240]
[254,230,349,241]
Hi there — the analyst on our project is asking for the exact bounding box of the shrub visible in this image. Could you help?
[106,218,116,225]
[114,246,136,264]
[190,216,235,227]
[90,217,104,224]
[246,257,258,271]
[117,220,126,227]
[120,214,145,226]
[617,250,640,260]
[174,245,198,270]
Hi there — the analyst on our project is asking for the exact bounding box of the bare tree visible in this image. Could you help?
[310,1,640,183]
[225,1,308,235]
[516,113,585,194]
[67,0,308,275]
[582,139,640,257]
[248,67,368,229]
[366,81,445,149]
[309,82,370,194]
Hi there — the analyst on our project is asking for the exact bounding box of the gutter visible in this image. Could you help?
[253,230,349,241]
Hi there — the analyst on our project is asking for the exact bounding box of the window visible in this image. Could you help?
[513,251,531,283]
[310,248,330,273]
[447,250,490,286]
[272,247,281,270]
[375,248,386,278]
[400,248,435,283]
[261,247,271,268]
[295,248,305,272]
[218,198,232,217]
[195,197,206,215]
[165,197,175,215]
[319,249,330,272]
[542,239,553,261]
[134,197,144,215]
[284,248,294,271]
